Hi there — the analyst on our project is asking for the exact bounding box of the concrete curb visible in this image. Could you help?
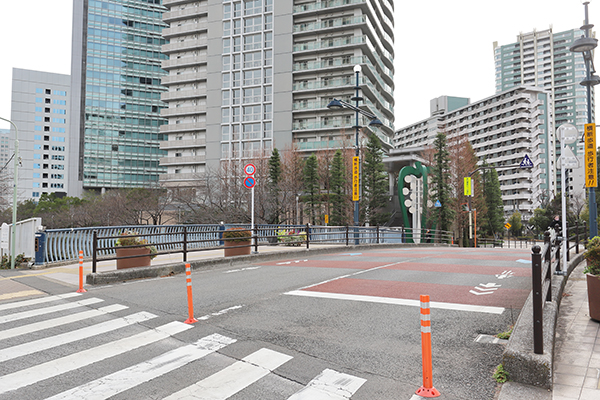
[86,242,447,285]
[500,252,584,393]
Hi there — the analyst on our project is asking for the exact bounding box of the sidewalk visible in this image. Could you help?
[552,261,600,399]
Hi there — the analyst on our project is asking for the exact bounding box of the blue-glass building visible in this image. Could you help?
[69,0,169,194]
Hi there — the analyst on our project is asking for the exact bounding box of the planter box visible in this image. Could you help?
[116,247,151,270]
[587,273,600,322]
[224,240,251,257]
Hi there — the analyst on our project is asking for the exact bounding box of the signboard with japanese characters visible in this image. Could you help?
[585,123,597,188]
[352,156,359,201]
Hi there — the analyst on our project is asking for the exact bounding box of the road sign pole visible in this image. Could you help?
[560,143,568,275]
[251,186,255,252]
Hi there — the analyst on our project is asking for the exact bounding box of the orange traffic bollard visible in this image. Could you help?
[184,263,198,324]
[76,250,87,293]
[416,294,440,398]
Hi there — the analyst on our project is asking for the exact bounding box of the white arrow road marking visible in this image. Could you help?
[470,283,502,296]
[479,283,502,288]
[469,290,495,296]
[474,287,498,292]
[495,270,514,279]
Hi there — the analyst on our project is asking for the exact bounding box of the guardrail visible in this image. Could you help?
[565,223,587,261]
[88,224,453,272]
[531,231,561,354]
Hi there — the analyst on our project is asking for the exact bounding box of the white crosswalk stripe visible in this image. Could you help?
[0,321,192,395]
[45,333,237,400]
[0,294,368,399]
[0,297,103,324]
[0,292,81,311]
[0,311,157,362]
[164,348,293,400]
[0,304,128,341]
[288,369,367,399]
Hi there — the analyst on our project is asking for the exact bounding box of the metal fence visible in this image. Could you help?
[45,224,453,266]
[531,230,562,354]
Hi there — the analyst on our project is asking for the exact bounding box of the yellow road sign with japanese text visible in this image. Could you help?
[585,123,597,188]
[464,177,472,196]
[352,156,359,201]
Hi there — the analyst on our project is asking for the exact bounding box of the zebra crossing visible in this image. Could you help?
[0,292,366,399]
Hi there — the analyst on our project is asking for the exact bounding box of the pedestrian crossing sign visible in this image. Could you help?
[519,154,533,169]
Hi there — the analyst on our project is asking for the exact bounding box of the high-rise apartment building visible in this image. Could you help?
[493,28,591,194]
[393,87,555,220]
[159,0,395,189]
[70,0,169,195]
[0,129,10,167]
[9,69,72,202]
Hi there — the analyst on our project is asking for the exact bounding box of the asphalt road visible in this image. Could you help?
[0,246,533,400]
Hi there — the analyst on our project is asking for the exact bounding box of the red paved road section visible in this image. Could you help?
[383,262,530,277]
[304,278,530,308]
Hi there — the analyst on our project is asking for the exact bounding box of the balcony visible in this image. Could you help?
[162,55,207,70]
[161,71,207,86]
[160,105,206,118]
[160,155,206,166]
[160,122,205,134]
[161,89,204,102]
[163,4,208,23]
[160,138,206,150]
[162,23,206,38]
[162,37,208,54]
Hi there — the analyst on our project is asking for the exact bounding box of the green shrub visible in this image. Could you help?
[493,364,509,383]
[583,236,600,276]
[223,228,252,242]
[115,230,157,259]
[276,229,306,246]
[0,253,29,269]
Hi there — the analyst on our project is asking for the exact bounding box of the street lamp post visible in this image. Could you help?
[327,65,383,243]
[570,1,600,238]
[0,116,19,269]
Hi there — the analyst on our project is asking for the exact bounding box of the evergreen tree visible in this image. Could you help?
[303,154,320,224]
[330,150,347,226]
[361,133,390,226]
[508,211,523,237]
[430,132,455,232]
[482,165,505,237]
[267,148,282,224]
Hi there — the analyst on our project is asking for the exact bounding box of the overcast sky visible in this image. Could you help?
[0,0,597,131]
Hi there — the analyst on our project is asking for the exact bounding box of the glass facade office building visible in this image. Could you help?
[70,0,169,194]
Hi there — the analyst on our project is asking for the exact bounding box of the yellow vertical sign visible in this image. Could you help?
[585,123,597,188]
[464,177,472,196]
[352,156,360,201]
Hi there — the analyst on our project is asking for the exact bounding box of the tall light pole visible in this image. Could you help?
[327,65,383,242]
[0,116,19,269]
[570,1,600,238]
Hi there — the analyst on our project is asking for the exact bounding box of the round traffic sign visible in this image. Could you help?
[244,176,256,189]
[244,163,256,175]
